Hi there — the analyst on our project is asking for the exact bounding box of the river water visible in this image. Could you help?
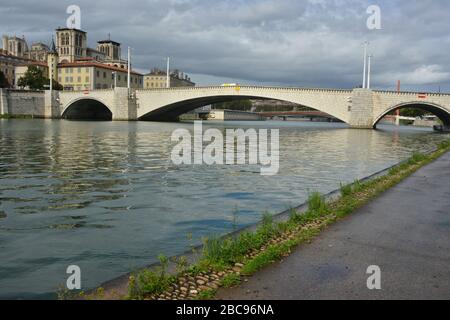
[0,119,447,299]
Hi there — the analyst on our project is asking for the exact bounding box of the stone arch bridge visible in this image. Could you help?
[51,86,450,129]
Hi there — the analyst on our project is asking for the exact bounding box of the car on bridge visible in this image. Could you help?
[221,83,239,87]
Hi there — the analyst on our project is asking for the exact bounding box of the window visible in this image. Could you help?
[78,77,81,82]
[103,72,106,78]
[85,76,89,82]
[78,68,81,73]
[97,71,100,77]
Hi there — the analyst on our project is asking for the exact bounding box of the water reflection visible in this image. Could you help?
[0,119,447,299]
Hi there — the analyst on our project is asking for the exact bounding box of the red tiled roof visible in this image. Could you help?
[58,61,142,76]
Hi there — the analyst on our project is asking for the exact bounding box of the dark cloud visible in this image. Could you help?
[1,0,449,91]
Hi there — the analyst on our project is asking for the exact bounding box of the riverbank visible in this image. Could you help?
[73,139,450,300]
[217,147,450,300]
[0,114,34,119]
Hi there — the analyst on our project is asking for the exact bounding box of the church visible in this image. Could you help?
[1,28,143,91]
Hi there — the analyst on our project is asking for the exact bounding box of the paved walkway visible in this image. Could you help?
[217,152,450,300]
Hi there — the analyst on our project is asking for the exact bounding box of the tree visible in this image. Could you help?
[400,108,428,118]
[17,65,63,90]
[213,100,253,111]
[50,79,63,91]
[18,65,46,90]
[0,71,10,88]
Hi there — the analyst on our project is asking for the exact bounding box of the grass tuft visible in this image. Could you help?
[307,192,329,215]
[220,273,241,288]
[340,183,353,197]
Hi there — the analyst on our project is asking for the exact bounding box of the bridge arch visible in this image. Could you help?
[62,97,113,121]
[373,101,450,128]
[138,93,349,123]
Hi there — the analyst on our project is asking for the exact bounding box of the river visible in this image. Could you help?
[0,119,447,299]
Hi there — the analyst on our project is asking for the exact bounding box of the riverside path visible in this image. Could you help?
[216,152,450,300]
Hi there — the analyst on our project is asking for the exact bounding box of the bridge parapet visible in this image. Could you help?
[372,90,450,127]
[135,85,354,122]
[373,90,450,97]
[136,86,353,94]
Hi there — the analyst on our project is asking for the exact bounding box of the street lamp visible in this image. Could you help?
[362,41,369,89]
[112,71,117,89]
[367,55,373,89]
[166,57,170,88]
[127,47,132,91]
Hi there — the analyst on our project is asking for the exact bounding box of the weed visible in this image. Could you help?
[197,289,216,300]
[307,192,329,215]
[220,273,241,288]
[174,256,189,274]
[340,183,353,197]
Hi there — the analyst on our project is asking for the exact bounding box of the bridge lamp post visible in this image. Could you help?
[166,57,170,88]
[112,72,117,89]
[362,41,369,89]
[367,55,373,89]
[127,47,132,91]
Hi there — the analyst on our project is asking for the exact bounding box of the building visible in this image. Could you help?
[57,61,142,91]
[97,39,128,69]
[2,35,28,58]
[55,28,87,63]
[28,43,50,62]
[0,50,34,87]
[47,40,58,83]
[2,35,53,63]
[14,61,49,88]
[86,47,107,62]
[3,28,169,91]
[144,68,195,89]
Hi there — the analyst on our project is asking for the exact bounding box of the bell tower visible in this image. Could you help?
[55,28,87,63]
[47,37,58,81]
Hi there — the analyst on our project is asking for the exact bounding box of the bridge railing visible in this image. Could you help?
[59,88,115,95]
[373,90,450,97]
[136,86,353,94]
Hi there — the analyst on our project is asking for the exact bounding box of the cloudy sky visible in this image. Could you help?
[1,0,449,91]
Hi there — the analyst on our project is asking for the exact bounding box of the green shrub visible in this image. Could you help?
[128,269,175,299]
